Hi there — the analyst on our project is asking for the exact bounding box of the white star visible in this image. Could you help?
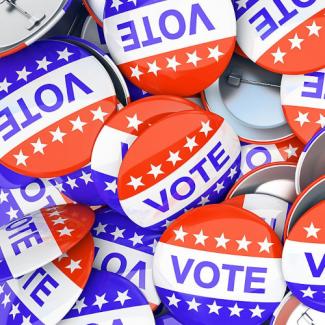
[316,114,325,128]
[126,114,143,131]
[0,190,9,203]
[127,0,137,4]
[228,167,238,179]
[70,116,86,132]
[127,176,144,190]
[284,144,298,158]
[16,67,31,81]
[91,107,108,122]
[50,127,66,143]
[295,112,310,126]
[301,286,316,298]
[129,232,144,246]
[0,78,11,93]
[9,302,20,319]
[130,65,143,80]
[147,60,161,76]
[80,171,93,185]
[148,239,158,253]
[49,210,61,217]
[166,55,181,71]
[236,235,252,251]
[200,120,213,137]
[1,293,10,308]
[258,237,274,253]
[236,0,248,9]
[208,45,224,62]
[184,136,198,152]
[250,304,265,318]
[198,196,210,206]
[147,164,164,179]
[57,48,74,61]
[306,21,322,37]
[21,315,33,325]
[271,47,286,64]
[193,230,209,246]
[0,284,4,295]
[66,259,82,273]
[93,293,108,310]
[93,222,107,235]
[288,33,304,49]
[66,177,79,190]
[57,226,74,237]
[13,150,29,166]
[214,181,225,194]
[207,301,223,314]
[186,297,201,311]
[111,0,123,10]
[31,138,47,154]
[110,226,125,240]
[186,50,202,66]
[167,293,180,307]
[55,182,64,192]
[114,290,131,306]
[304,222,321,238]
[215,233,230,249]
[164,219,172,228]
[167,150,182,166]
[174,226,188,242]
[73,297,87,314]
[229,303,243,317]
[52,217,67,225]
[104,180,117,193]
[36,56,52,71]
[6,207,19,221]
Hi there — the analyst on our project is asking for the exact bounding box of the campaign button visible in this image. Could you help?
[83,0,105,27]
[126,78,152,101]
[282,68,325,144]
[91,96,201,214]
[156,313,182,325]
[282,200,325,312]
[240,137,303,175]
[227,162,297,203]
[0,164,35,189]
[92,207,161,309]
[103,0,236,96]
[153,204,286,325]
[51,164,105,206]
[0,204,94,282]
[0,178,72,228]
[0,233,94,325]
[0,39,116,177]
[234,0,325,74]
[118,110,241,229]
[60,269,155,324]
[224,193,290,240]
[295,128,325,193]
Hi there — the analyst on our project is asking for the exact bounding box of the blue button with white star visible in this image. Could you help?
[0,164,35,189]
[92,207,162,309]
[60,269,155,324]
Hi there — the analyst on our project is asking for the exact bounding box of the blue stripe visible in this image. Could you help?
[0,245,13,283]
[63,0,73,12]
[0,188,24,228]
[232,0,260,20]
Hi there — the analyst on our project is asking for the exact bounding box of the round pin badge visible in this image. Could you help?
[92,207,161,310]
[227,162,297,203]
[0,39,117,177]
[156,314,182,325]
[153,204,286,325]
[0,178,72,228]
[91,96,201,214]
[61,269,155,324]
[295,128,325,194]
[0,204,94,282]
[240,137,303,175]
[234,0,325,74]
[202,53,293,143]
[103,0,236,96]
[83,0,105,27]
[118,110,241,229]
[281,68,325,144]
[224,193,290,240]
[0,233,94,325]
[0,164,35,189]
[282,200,325,312]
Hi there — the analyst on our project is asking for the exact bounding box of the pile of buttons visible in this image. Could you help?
[0,0,324,324]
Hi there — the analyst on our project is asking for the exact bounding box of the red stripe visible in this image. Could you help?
[0,43,27,58]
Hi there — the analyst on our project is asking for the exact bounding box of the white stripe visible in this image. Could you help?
[59,305,155,324]
[237,1,323,61]
[0,211,61,277]
[104,0,236,64]
[281,69,325,110]
[0,56,115,157]
[93,237,160,306]
[120,121,240,227]
[153,242,286,303]
[283,240,325,285]
[8,262,81,325]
